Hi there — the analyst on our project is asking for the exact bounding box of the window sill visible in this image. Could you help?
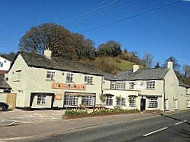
[46,79,55,81]
[14,80,20,82]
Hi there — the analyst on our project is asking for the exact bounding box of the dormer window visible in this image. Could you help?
[146,81,155,90]
[46,71,55,80]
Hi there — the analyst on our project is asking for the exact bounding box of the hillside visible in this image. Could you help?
[80,57,144,73]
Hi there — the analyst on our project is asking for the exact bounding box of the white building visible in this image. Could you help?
[0,56,12,74]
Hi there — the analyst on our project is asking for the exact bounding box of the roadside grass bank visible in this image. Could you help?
[63,108,140,119]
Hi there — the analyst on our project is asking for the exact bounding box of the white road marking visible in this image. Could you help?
[143,127,168,137]
[175,120,187,125]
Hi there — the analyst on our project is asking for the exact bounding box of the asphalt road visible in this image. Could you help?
[28,112,190,142]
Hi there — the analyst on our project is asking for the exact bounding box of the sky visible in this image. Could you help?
[0,0,190,70]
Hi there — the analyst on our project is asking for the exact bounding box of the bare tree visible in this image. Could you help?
[142,52,154,68]
[183,65,190,78]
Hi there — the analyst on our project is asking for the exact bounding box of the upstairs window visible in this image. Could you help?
[129,82,135,89]
[146,81,155,90]
[110,81,116,89]
[66,73,73,83]
[116,82,125,90]
[46,71,55,80]
[84,76,93,85]
[0,62,3,67]
[14,70,21,81]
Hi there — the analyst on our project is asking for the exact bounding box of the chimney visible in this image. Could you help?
[133,65,140,72]
[44,49,52,59]
[167,61,173,70]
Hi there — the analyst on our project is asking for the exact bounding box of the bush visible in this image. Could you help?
[65,109,88,116]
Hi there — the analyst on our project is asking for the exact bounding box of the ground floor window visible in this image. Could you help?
[129,96,136,107]
[148,97,158,108]
[106,96,113,106]
[82,96,94,106]
[64,95,78,106]
[116,98,126,106]
[37,95,46,105]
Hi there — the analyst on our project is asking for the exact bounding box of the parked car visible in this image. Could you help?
[0,102,9,111]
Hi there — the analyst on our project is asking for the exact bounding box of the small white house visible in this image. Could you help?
[0,56,12,74]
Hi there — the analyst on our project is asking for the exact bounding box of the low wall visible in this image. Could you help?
[0,93,7,103]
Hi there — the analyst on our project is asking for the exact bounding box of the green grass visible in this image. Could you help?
[115,60,135,71]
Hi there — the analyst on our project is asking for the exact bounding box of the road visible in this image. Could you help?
[27,112,190,142]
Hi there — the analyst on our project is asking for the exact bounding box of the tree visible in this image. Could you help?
[164,56,180,71]
[183,65,190,78]
[142,52,154,68]
[155,62,160,68]
[98,40,121,57]
[19,23,95,60]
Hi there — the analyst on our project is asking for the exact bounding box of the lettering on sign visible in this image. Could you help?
[52,83,86,90]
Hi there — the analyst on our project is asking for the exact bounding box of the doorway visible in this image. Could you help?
[140,98,146,111]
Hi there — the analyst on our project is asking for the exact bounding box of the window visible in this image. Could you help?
[111,81,125,90]
[147,81,155,90]
[148,97,158,108]
[46,71,55,80]
[111,81,116,89]
[116,98,126,106]
[84,76,93,85]
[129,96,136,107]
[64,95,78,106]
[0,62,3,67]
[66,73,73,83]
[106,96,113,106]
[116,82,125,90]
[82,96,94,106]
[129,82,135,89]
[14,70,21,81]
[37,95,46,105]
[187,100,190,108]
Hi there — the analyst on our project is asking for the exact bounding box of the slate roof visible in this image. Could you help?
[128,68,169,80]
[20,52,102,76]
[0,75,11,89]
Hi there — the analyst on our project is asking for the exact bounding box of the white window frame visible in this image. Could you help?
[187,100,190,108]
[84,76,93,85]
[37,95,46,105]
[146,81,155,90]
[110,81,116,89]
[66,73,74,83]
[129,82,135,89]
[14,70,21,81]
[82,96,94,106]
[116,82,125,90]
[64,95,78,106]
[116,98,126,106]
[148,97,158,108]
[46,71,55,80]
[129,96,136,107]
[106,96,113,106]
[0,62,3,67]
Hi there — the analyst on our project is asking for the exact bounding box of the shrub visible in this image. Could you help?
[65,109,88,116]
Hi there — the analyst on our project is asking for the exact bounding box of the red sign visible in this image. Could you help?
[52,83,86,91]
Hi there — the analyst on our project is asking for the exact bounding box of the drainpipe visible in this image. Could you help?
[163,79,166,112]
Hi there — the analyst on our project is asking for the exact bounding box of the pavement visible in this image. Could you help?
[0,109,188,142]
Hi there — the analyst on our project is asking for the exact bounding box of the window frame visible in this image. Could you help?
[116,98,126,106]
[129,82,135,89]
[37,95,46,105]
[64,95,78,106]
[66,73,74,83]
[0,62,3,67]
[81,96,94,106]
[148,97,158,108]
[129,96,136,107]
[84,76,93,85]
[146,81,156,90]
[106,96,113,106]
[46,71,56,81]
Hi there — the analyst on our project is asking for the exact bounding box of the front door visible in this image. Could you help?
[140,98,146,111]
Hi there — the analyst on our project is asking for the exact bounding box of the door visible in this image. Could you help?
[7,93,16,109]
[174,99,178,110]
[140,98,146,111]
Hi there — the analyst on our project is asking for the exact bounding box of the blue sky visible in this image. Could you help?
[0,0,189,69]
